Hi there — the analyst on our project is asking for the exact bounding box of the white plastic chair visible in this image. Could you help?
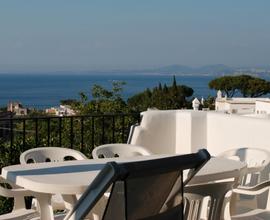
[92,144,152,159]
[218,148,270,215]
[231,180,270,219]
[184,181,235,220]
[0,176,39,220]
[20,147,88,212]
[20,147,87,164]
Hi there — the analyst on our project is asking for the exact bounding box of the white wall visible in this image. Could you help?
[215,99,255,114]
[256,101,270,114]
[130,110,177,154]
[206,112,270,156]
[131,110,270,157]
[131,110,206,154]
[215,100,226,111]
[225,103,255,114]
[189,111,207,152]
[175,112,192,154]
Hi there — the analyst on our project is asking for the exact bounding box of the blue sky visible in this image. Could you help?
[0,0,270,72]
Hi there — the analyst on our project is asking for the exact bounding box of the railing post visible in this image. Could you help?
[102,115,105,144]
[35,118,38,148]
[91,116,95,148]
[137,113,141,124]
[23,119,26,149]
[47,118,50,147]
[112,116,115,143]
[80,116,84,152]
[10,118,13,148]
[70,117,73,149]
[58,117,62,147]
[121,115,125,143]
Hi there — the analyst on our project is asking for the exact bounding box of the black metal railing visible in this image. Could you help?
[0,113,141,155]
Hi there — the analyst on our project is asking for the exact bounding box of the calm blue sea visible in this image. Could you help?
[0,74,220,109]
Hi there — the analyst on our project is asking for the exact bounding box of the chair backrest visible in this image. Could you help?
[184,181,235,220]
[92,144,152,159]
[65,149,211,220]
[20,147,87,164]
[218,147,270,186]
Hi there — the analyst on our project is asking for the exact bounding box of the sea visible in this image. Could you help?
[0,73,236,109]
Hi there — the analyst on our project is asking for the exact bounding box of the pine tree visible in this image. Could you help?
[158,83,162,91]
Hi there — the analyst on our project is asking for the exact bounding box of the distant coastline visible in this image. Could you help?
[1,64,270,76]
[1,66,270,110]
[0,74,218,109]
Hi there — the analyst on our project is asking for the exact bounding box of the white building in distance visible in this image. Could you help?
[215,90,270,115]
[45,105,76,116]
[255,100,270,114]
[7,102,28,116]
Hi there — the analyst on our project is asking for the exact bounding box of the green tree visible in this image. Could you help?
[60,99,80,106]
[127,77,193,111]
[209,75,270,98]
[240,77,270,97]
[202,96,215,110]
[208,76,239,97]
[77,81,127,114]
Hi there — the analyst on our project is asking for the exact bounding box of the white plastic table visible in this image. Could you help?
[1,156,246,220]
[190,157,247,184]
[2,155,172,219]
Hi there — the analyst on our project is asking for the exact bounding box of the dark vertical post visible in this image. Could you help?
[35,118,38,147]
[70,117,73,149]
[91,116,95,148]
[10,118,13,148]
[58,117,62,147]
[137,113,141,124]
[47,118,50,147]
[121,115,125,143]
[102,115,105,144]
[23,119,26,149]
[80,116,84,152]
[112,115,115,143]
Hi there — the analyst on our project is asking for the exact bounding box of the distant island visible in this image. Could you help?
[30,64,270,77]
[104,64,270,76]
[1,64,270,76]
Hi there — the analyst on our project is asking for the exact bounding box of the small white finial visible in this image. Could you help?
[201,97,204,105]
[192,98,200,111]
[217,90,222,99]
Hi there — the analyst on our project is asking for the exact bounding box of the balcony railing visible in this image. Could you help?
[0,113,141,155]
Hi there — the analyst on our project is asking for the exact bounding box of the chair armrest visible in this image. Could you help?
[0,176,35,198]
[127,123,140,144]
[233,180,270,196]
[0,186,35,198]
[246,165,265,174]
[0,176,39,210]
